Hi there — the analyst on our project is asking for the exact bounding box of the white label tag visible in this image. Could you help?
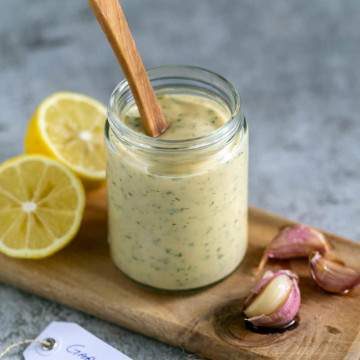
[23,322,132,360]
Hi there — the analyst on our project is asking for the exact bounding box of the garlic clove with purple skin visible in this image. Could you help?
[256,225,331,275]
[266,224,331,260]
[310,252,360,294]
[244,270,301,328]
[245,275,292,317]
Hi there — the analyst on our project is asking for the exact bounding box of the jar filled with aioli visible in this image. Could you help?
[106,65,248,290]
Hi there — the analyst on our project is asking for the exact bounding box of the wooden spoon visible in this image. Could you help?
[89,0,168,137]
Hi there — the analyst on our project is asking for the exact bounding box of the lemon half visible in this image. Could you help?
[25,92,107,189]
[0,155,85,258]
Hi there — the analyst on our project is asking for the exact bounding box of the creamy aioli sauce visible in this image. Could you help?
[108,92,248,290]
[124,94,226,140]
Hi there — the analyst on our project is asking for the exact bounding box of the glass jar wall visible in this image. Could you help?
[106,65,248,290]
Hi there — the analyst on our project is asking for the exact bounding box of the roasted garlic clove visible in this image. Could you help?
[244,270,301,328]
[310,252,360,294]
[266,224,331,260]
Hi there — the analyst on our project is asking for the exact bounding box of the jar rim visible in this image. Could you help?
[107,65,243,152]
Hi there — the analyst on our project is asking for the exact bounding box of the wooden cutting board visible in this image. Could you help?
[0,188,359,360]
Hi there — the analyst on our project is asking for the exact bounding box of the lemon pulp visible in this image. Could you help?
[25,92,107,189]
[0,155,85,258]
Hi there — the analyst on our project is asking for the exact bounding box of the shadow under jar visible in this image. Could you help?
[106,65,248,290]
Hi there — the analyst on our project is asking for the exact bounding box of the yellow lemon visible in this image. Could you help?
[25,92,107,189]
[0,155,85,258]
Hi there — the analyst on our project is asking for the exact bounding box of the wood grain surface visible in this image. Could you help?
[0,187,359,360]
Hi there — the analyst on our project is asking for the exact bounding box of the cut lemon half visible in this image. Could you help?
[25,92,107,189]
[0,155,85,258]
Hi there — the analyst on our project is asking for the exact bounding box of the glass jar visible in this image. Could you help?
[106,65,248,290]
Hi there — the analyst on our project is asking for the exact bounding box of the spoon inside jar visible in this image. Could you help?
[89,0,169,137]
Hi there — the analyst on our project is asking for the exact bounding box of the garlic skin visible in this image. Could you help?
[310,252,360,294]
[244,270,301,328]
[266,224,330,260]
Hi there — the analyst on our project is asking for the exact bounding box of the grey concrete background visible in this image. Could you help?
[0,0,359,359]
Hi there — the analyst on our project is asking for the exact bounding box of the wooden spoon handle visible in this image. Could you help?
[89,0,168,137]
